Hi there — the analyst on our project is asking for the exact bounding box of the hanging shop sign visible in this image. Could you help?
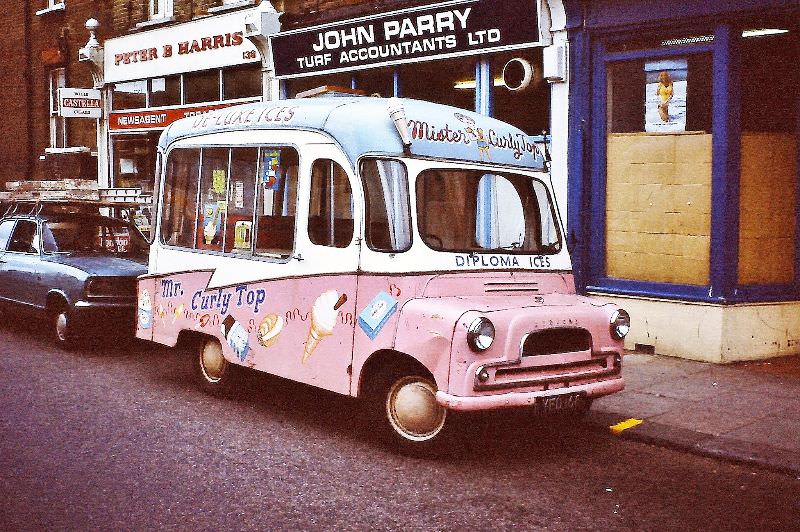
[109,100,259,131]
[104,7,267,83]
[59,88,102,118]
[270,0,542,78]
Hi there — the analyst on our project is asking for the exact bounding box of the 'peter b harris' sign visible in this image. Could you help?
[270,0,542,78]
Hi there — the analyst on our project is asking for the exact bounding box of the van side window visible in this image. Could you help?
[225,148,258,253]
[197,148,229,252]
[161,148,200,248]
[360,159,412,252]
[255,148,299,257]
[309,159,353,248]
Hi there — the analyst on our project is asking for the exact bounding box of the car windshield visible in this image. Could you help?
[415,168,562,254]
[42,219,149,259]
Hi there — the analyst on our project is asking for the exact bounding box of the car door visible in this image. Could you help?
[0,219,17,302]
[1,219,45,308]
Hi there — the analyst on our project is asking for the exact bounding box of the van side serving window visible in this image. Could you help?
[309,159,353,248]
[360,159,412,252]
[254,148,299,257]
[161,146,299,259]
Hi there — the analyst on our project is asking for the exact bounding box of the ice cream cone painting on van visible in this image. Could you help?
[302,290,347,363]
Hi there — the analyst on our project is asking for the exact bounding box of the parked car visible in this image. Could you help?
[0,205,148,346]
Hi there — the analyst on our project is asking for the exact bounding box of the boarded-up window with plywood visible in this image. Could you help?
[738,28,797,286]
[605,55,713,285]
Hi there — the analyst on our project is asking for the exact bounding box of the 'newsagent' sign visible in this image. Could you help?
[270,0,542,78]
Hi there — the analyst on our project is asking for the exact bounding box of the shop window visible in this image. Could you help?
[185,70,221,104]
[112,80,147,110]
[738,28,798,285]
[353,67,396,98]
[225,148,258,253]
[283,74,353,98]
[491,49,549,135]
[111,133,159,190]
[223,65,261,100]
[161,148,200,248]
[400,57,474,112]
[255,148,299,257]
[49,68,66,148]
[360,159,411,252]
[197,148,230,252]
[309,159,353,248]
[604,52,713,285]
[150,0,173,20]
[150,76,181,107]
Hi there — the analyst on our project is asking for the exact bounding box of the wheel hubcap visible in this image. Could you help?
[200,340,226,383]
[387,376,446,441]
[55,312,68,342]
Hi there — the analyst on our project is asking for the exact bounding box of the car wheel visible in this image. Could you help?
[368,372,451,455]
[51,305,75,348]
[193,336,240,396]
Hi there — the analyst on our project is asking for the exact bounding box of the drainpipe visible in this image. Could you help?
[23,1,33,181]
[244,2,283,101]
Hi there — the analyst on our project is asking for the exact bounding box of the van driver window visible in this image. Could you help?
[309,159,353,248]
[254,147,299,257]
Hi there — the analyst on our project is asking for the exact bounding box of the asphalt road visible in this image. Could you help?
[1,318,799,530]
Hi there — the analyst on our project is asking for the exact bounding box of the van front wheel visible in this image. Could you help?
[369,373,450,454]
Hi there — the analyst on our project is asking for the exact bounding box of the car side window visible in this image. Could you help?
[0,220,15,251]
[7,220,38,254]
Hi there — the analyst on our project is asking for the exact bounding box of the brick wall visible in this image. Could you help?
[26,1,115,180]
[0,3,31,182]
[114,0,254,31]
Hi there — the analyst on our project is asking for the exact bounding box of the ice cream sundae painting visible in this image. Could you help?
[302,290,348,364]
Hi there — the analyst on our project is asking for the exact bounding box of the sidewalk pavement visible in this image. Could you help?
[587,352,800,476]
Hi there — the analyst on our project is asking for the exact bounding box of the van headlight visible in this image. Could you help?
[610,309,630,339]
[467,317,495,352]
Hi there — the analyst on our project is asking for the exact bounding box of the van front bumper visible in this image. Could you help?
[436,377,624,412]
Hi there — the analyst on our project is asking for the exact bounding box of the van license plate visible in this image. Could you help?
[535,393,582,415]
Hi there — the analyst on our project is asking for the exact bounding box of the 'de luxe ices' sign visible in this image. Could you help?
[270,0,542,78]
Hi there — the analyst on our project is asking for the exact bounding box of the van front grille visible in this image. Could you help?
[521,328,592,356]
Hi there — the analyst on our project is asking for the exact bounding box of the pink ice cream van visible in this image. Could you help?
[137,95,629,452]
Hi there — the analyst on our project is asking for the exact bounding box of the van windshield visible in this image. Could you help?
[416,168,561,254]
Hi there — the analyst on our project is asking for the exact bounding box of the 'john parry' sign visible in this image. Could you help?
[270,0,541,78]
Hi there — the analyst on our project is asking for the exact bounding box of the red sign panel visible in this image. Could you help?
[110,100,259,131]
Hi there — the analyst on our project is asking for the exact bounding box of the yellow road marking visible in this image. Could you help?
[609,418,643,435]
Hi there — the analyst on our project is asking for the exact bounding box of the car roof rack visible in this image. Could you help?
[1,198,151,218]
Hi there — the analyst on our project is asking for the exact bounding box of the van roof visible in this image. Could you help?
[159,97,546,170]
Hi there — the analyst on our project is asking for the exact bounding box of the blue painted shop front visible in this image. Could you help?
[563,0,800,361]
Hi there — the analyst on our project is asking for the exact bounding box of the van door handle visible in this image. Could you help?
[292,253,303,261]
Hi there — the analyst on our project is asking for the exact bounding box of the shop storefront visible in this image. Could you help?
[565,0,800,361]
[102,6,273,194]
[268,0,571,204]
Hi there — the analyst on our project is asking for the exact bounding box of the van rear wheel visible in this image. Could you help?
[368,373,451,455]
[193,337,240,395]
